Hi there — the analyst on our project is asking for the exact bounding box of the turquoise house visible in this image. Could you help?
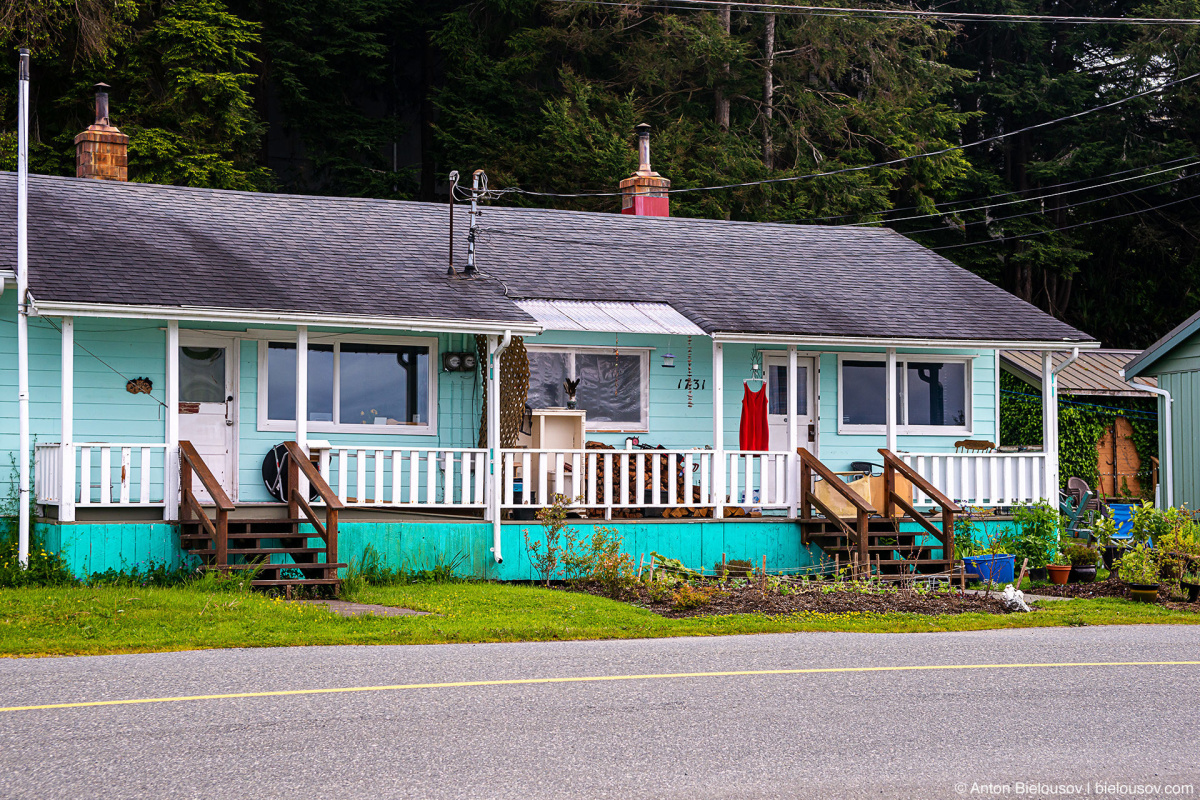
[0,123,1098,584]
[1124,308,1200,510]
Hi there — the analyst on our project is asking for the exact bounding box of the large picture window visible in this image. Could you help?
[839,356,971,434]
[258,335,435,434]
[526,346,649,431]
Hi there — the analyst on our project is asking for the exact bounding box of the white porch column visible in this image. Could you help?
[59,317,75,522]
[164,320,179,520]
[885,347,898,454]
[486,335,503,561]
[295,326,308,452]
[712,340,725,519]
[1041,351,1058,499]
[787,345,798,518]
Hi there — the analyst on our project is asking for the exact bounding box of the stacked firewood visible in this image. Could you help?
[584,442,715,519]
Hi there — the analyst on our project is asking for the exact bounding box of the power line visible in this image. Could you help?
[471,71,1200,199]
[930,192,1200,250]
[555,0,1200,26]
[844,161,1200,228]
[895,169,1200,236]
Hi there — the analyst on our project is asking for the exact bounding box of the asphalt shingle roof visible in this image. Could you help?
[0,172,1095,343]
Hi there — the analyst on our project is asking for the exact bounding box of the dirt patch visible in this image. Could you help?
[1033,576,1200,612]
[570,580,1014,618]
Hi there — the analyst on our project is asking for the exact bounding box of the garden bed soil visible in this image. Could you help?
[1032,576,1200,612]
[570,580,1014,618]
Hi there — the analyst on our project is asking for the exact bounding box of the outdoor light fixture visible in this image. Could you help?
[661,352,676,368]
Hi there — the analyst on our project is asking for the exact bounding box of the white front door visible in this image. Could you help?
[178,338,236,503]
[765,355,815,453]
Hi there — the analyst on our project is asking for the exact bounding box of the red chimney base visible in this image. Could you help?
[621,196,670,217]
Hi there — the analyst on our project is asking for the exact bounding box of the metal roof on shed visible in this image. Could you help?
[1001,349,1157,396]
[515,300,705,335]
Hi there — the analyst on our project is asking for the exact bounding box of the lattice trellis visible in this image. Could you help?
[476,335,529,448]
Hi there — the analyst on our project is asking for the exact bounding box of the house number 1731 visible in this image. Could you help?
[678,378,705,390]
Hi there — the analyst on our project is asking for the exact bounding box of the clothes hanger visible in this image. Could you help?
[744,362,766,389]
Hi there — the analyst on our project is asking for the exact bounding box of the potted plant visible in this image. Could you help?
[1181,571,1200,604]
[1091,513,1123,570]
[1047,548,1072,585]
[1118,544,1160,603]
[1066,544,1099,584]
[1012,501,1062,582]
[961,525,1015,585]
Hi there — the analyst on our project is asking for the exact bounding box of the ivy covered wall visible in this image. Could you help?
[999,371,1158,497]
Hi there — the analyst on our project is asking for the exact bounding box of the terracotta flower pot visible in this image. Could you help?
[1047,565,1071,585]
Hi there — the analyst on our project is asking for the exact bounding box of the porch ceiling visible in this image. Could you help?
[515,299,705,335]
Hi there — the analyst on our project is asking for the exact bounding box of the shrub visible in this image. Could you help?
[670,582,722,611]
[522,494,579,586]
[1065,544,1099,568]
[1118,545,1159,586]
[1011,501,1063,568]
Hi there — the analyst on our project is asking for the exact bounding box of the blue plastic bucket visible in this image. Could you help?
[963,555,1016,584]
[1109,503,1137,539]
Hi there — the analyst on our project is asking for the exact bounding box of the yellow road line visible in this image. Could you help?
[2,660,1198,714]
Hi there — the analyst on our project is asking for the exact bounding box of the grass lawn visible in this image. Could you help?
[1,582,1198,658]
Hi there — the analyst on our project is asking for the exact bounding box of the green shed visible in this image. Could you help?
[1125,309,1200,510]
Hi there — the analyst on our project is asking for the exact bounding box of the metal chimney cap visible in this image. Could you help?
[635,122,651,133]
[94,82,111,92]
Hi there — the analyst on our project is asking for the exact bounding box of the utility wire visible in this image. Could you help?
[931,191,1200,250]
[469,72,1200,199]
[32,316,169,410]
[844,160,1200,228]
[896,169,1200,236]
[554,0,1200,26]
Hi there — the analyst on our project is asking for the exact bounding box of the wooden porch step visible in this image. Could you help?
[190,547,330,557]
[219,562,347,571]
[250,579,342,587]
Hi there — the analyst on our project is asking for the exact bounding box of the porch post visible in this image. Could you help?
[712,340,724,519]
[787,345,798,518]
[885,347,898,454]
[59,317,75,522]
[295,326,309,500]
[1041,351,1058,500]
[164,320,179,521]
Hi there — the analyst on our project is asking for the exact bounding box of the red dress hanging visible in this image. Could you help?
[739,383,769,451]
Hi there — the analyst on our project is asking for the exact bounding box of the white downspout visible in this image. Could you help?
[16,49,31,566]
[489,330,512,563]
[1122,369,1173,508]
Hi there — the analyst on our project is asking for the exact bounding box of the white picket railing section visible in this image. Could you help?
[899,452,1049,508]
[498,448,794,515]
[35,442,169,507]
[317,447,488,508]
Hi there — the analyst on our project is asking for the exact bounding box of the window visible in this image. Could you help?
[526,347,649,431]
[259,336,436,433]
[839,356,971,434]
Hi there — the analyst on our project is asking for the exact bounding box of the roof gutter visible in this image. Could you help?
[28,299,543,337]
[1052,347,1080,376]
[1121,368,1173,508]
[711,332,1101,351]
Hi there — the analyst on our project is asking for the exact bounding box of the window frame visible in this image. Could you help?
[256,332,439,436]
[836,354,973,437]
[524,344,652,433]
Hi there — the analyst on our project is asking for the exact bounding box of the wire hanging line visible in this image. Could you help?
[32,317,169,411]
[553,0,1200,26]
[897,169,1200,236]
[931,191,1200,250]
[457,71,1200,200]
[842,160,1200,228]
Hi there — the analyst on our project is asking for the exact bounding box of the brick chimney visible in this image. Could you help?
[75,83,128,181]
[619,123,669,217]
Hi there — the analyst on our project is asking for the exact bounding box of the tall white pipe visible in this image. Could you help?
[16,49,31,566]
[1122,369,1173,508]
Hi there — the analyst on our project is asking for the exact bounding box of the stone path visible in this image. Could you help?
[293,599,431,617]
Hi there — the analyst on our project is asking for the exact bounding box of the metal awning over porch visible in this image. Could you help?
[515,299,705,335]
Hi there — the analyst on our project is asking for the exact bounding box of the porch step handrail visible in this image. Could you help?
[283,441,342,580]
[879,448,960,567]
[797,448,875,570]
[179,441,234,570]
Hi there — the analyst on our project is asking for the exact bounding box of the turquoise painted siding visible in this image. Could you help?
[44,522,184,577]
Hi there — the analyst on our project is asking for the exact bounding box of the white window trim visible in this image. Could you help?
[525,344,651,433]
[256,332,439,436]
[837,354,974,437]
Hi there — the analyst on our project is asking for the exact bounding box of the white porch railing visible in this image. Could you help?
[35,442,169,507]
[899,452,1049,508]
[317,447,488,508]
[498,448,794,516]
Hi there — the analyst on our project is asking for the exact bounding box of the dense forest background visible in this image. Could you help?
[3,0,1200,346]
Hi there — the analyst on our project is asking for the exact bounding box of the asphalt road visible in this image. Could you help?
[1,626,1198,799]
